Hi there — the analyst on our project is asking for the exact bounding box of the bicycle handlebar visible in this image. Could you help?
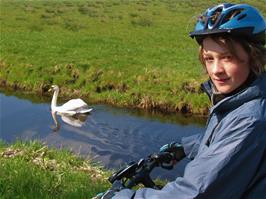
[108,152,174,189]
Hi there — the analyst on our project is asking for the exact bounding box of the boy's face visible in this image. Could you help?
[202,37,250,94]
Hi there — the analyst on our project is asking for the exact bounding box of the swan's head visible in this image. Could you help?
[49,85,59,92]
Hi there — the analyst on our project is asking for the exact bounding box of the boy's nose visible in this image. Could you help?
[212,60,225,75]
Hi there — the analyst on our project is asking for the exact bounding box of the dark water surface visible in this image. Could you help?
[0,90,206,180]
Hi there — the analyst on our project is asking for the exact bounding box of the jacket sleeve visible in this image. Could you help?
[112,116,266,199]
[181,133,204,159]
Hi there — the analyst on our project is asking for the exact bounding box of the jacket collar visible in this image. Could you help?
[201,72,266,114]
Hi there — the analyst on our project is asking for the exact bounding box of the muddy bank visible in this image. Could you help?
[0,78,210,117]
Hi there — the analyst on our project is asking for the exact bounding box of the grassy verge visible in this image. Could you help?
[0,0,265,115]
[0,140,168,198]
[0,140,110,199]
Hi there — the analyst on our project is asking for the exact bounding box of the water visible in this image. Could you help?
[0,90,206,180]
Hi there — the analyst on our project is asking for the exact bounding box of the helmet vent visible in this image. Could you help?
[237,14,247,21]
[210,8,222,26]
[222,9,244,24]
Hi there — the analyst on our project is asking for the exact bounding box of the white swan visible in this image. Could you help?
[49,85,92,115]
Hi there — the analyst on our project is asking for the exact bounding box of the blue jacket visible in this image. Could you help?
[113,73,266,199]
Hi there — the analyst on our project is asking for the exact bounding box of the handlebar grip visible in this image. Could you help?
[161,162,174,170]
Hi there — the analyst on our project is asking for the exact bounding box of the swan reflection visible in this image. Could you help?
[51,111,89,131]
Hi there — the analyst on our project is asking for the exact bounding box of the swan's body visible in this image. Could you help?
[50,85,92,115]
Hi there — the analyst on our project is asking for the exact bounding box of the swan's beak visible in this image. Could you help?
[49,86,55,92]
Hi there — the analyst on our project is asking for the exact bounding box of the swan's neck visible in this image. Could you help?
[51,89,59,109]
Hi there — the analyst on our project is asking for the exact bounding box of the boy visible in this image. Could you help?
[96,3,266,199]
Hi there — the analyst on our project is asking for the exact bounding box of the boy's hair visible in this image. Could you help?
[199,34,266,76]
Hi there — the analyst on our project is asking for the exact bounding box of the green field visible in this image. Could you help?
[1,0,265,115]
[0,141,167,198]
[0,141,110,198]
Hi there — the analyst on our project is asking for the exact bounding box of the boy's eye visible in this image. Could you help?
[203,57,213,63]
[222,55,233,61]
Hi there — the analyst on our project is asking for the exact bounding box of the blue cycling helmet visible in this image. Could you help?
[189,3,266,45]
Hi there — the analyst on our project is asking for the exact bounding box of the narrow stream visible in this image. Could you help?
[0,90,206,180]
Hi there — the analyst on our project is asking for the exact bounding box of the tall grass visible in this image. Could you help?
[0,0,265,114]
[0,140,110,198]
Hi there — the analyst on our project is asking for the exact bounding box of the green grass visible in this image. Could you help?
[0,140,110,199]
[0,140,169,198]
[0,0,265,115]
